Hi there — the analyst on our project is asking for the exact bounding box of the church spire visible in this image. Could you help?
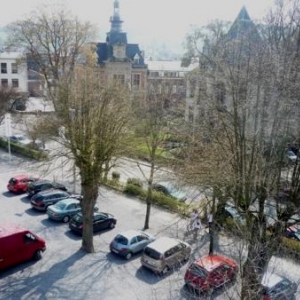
[110,0,123,32]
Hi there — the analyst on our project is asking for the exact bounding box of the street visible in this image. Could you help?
[0,151,299,300]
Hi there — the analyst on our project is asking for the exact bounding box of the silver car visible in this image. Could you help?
[110,230,156,260]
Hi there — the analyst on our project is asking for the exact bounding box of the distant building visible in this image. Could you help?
[0,51,28,92]
[96,0,147,96]
[147,60,196,104]
[185,6,258,123]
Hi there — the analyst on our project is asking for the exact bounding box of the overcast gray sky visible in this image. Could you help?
[1,0,275,55]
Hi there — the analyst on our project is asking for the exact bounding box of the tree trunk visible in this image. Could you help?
[241,215,268,300]
[209,188,216,255]
[80,183,98,253]
[144,158,155,230]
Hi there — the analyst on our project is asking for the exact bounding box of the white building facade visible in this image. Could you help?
[0,52,28,93]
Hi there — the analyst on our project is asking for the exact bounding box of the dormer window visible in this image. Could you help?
[133,54,140,64]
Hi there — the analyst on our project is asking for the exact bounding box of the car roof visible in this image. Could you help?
[33,179,52,185]
[146,237,182,253]
[36,189,68,196]
[194,255,237,272]
[261,272,285,288]
[55,198,79,205]
[0,224,28,238]
[118,230,144,239]
[12,174,31,180]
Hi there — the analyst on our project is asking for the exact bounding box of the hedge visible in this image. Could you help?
[123,181,188,214]
[0,138,48,161]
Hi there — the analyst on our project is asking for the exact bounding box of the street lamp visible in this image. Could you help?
[5,113,11,163]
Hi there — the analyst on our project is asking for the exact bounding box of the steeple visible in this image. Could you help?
[110,0,123,32]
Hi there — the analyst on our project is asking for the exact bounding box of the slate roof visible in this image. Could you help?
[96,42,146,68]
[227,6,260,41]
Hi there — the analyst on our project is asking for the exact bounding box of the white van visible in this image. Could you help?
[141,237,191,275]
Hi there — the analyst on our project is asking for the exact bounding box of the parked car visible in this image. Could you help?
[9,134,32,145]
[184,254,238,294]
[141,237,191,275]
[69,212,117,235]
[286,150,297,163]
[7,174,39,194]
[284,225,300,241]
[152,182,187,202]
[30,189,82,211]
[47,198,98,223]
[224,205,246,226]
[0,224,46,270]
[260,272,297,300]
[110,230,156,260]
[27,180,68,198]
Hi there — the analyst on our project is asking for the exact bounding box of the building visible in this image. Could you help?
[0,51,28,93]
[185,6,259,124]
[96,0,147,96]
[147,59,196,104]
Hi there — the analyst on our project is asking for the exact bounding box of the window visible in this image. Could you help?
[157,85,162,94]
[130,237,138,245]
[172,85,177,94]
[132,74,140,88]
[113,74,125,85]
[150,72,159,77]
[137,235,148,242]
[12,79,19,88]
[1,63,7,74]
[1,79,8,87]
[11,63,18,74]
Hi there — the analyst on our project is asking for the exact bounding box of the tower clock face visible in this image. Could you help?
[114,46,124,58]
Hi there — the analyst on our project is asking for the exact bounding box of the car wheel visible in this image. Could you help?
[109,222,115,229]
[161,266,169,276]
[33,250,42,261]
[62,216,70,223]
[125,252,132,260]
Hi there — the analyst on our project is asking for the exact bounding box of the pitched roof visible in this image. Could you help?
[227,6,260,40]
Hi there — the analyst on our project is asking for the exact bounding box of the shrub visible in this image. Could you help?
[127,178,143,188]
[124,183,146,197]
[111,171,120,181]
[0,137,48,161]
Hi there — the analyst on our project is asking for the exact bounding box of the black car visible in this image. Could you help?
[30,189,82,211]
[284,225,300,241]
[69,212,117,235]
[28,180,68,198]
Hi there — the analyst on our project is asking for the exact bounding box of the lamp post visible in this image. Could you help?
[5,113,11,163]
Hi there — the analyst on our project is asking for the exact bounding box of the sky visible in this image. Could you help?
[1,0,275,57]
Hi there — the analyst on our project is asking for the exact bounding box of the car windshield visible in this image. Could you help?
[9,178,17,185]
[73,214,83,222]
[144,247,161,260]
[54,202,67,210]
[188,264,208,278]
[114,235,128,245]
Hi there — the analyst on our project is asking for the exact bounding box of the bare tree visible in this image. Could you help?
[6,5,96,107]
[43,64,131,252]
[182,3,300,298]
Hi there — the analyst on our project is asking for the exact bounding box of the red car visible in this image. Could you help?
[7,174,39,193]
[184,254,238,294]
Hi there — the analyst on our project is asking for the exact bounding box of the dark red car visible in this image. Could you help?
[184,254,238,294]
[7,174,39,194]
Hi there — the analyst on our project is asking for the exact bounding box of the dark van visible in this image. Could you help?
[0,224,46,271]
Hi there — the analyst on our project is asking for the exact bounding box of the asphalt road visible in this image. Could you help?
[0,153,299,300]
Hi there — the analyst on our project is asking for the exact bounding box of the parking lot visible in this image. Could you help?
[0,153,299,300]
